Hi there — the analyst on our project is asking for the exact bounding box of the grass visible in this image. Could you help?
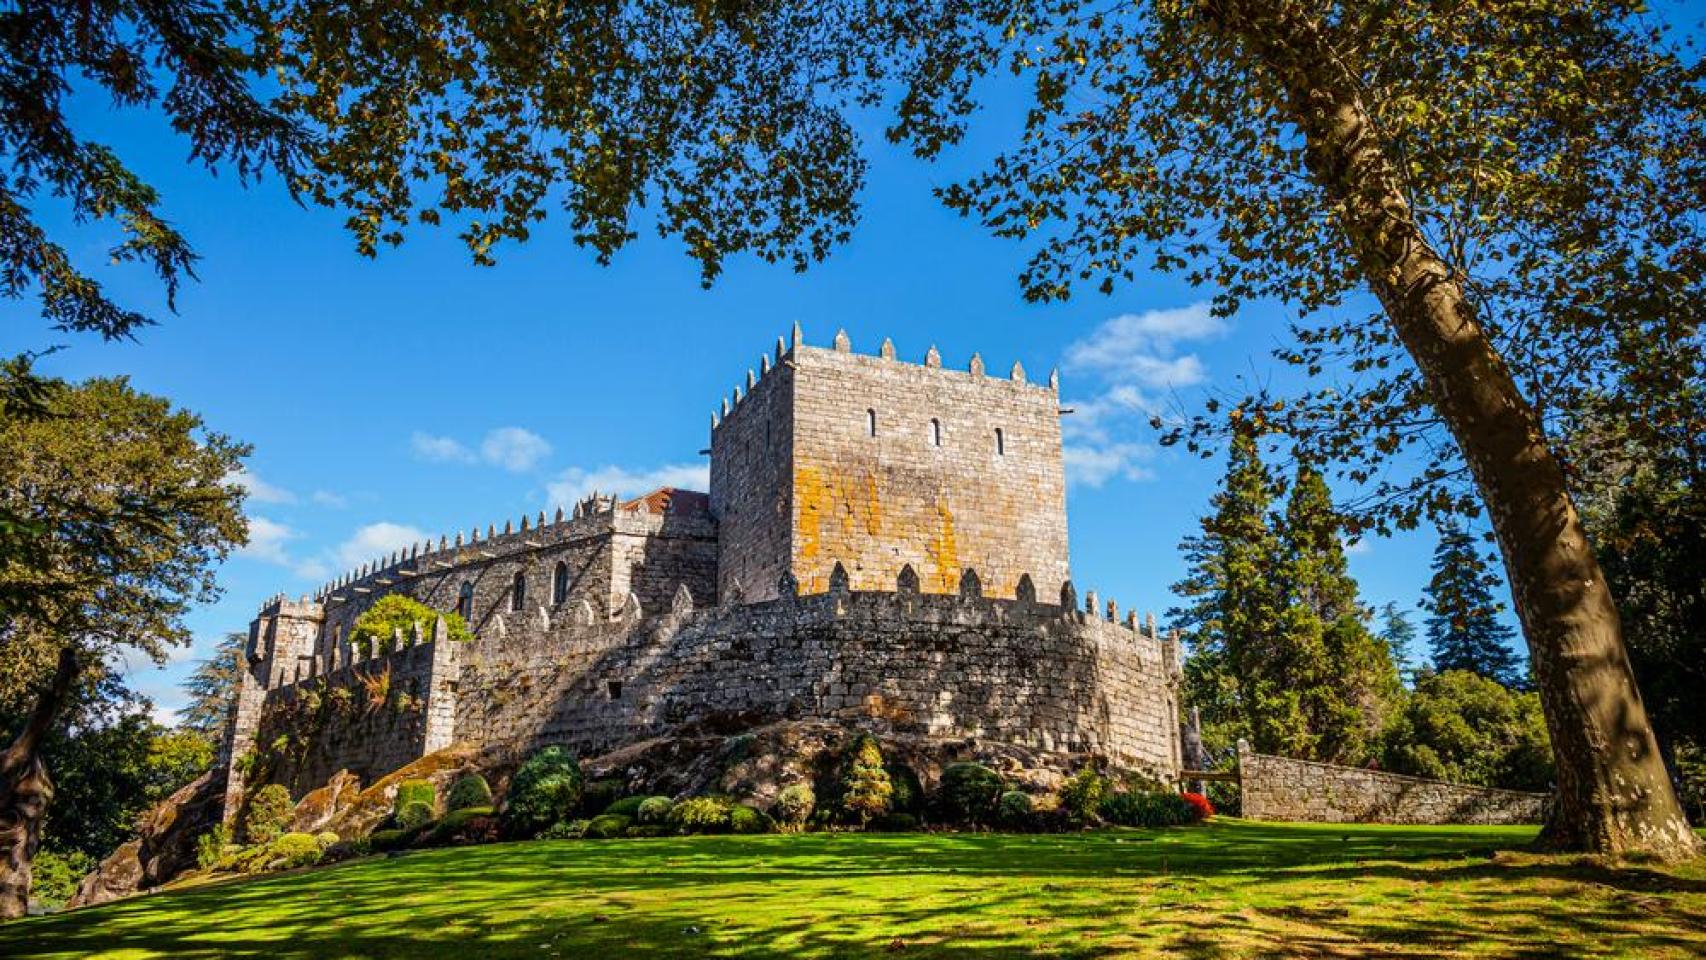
[8,820,1706,958]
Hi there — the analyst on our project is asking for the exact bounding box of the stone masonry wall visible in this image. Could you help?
[710,328,1070,603]
[1237,741,1548,825]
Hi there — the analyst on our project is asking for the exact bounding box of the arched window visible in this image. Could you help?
[930,418,942,447]
[511,570,527,612]
[866,409,877,437]
[456,582,474,620]
[553,561,570,605]
[995,427,1006,455]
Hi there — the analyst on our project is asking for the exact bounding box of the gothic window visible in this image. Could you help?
[457,581,474,620]
[866,408,877,437]
[553,561,570,605]
[995,427,1006,455]
[930,418,942,447]
[511,570,527,612]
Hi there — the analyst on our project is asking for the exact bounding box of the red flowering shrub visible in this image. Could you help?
[1180,792,1214,822]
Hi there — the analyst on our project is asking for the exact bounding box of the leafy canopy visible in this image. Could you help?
[349,594,473,655]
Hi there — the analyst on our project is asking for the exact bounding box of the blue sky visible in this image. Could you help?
[4,36,1607,726]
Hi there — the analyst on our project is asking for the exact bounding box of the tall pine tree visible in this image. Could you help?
[1424,524,1522,687]
[1278,465,1404,764]
[1377,602,1419,683]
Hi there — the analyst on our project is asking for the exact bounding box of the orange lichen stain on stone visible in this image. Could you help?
[794,464,830,593]
[927,499,959,594]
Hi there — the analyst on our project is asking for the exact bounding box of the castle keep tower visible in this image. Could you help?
[710,327,1070,602]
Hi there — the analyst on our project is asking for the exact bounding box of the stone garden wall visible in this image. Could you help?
[1237,741,1549,825]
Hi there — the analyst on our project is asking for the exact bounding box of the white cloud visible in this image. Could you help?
[333,522,431,570]
[1055,302,1230,489]
[547,463,710,507]
[227,468,296,504]
[311,490,348,508]
[1063,303,1228,388]
[480,427,552,472]
[411,431,476,464]
[1064,443,1156,487]
[237,516,330,580]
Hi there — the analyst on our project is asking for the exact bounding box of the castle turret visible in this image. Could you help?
[709,330,1069,601]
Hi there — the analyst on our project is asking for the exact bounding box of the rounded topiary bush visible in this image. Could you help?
[730,804,773,834]
[604,795,647,818]
[394,779,436,822]
[396,799,435,831]
[774,784,815,830]
[243,784,294,844]
[637,796,674,825]
[584,814,632,839]
[502,746,584,838]
[668,796,733,834]
[936,763,1004,824]
[447,774,493,811]
[538,819,586,840]
[997,790,1034,829]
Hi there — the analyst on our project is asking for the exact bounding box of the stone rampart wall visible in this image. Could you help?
[1237,741,1548,825]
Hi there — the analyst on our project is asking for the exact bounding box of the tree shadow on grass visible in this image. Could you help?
[8,826,1705,959]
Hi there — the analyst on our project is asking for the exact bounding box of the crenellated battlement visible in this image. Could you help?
[711,322,1058,433]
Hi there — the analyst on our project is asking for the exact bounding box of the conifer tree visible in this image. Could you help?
[1377,602,1419,683]
[1276,465,1404,764]
[840,735,893,827]
[1173,425,1296,756]
[1424,525,1522,687]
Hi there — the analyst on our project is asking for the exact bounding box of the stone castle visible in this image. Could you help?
[220,326,1183,815]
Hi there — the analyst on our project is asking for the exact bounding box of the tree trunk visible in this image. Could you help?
[1201,1,1700,860]
[0,645,76,919]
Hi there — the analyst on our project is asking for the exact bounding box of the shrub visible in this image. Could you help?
[580,777,625,815]
[195,824,230,871]
[730,804,773,834]
[538,820,586,840]
[840,735,893,825]
[321,837,371,863]
[774,784,815,829]
[28,849,94,910]
[584,814,633,839]
[936,763,1004,824]
[368,829,414,852]
[886,762,924,814]
[1058,769,1108,824]
[243,784,294,844]
[867,812,920,832]
[424,807,499,846]
[267,833,325,870]
[604,795,648,818]
[1180,792,1214,822]
[1026,806,1074,834]
[350,594,472,652]
[503,746,585,837]
[1098,791,1195,828]
[627,824,670,838]
[997,790,1034,829]
[668,796,734,834]
[395,779,436,816]
[396,799,435,831]
[637,796,674,825]
[447,774,493,811]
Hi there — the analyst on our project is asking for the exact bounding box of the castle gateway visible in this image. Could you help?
[221,327,1182,812]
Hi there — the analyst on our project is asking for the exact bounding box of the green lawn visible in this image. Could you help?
[9,821,1706,958]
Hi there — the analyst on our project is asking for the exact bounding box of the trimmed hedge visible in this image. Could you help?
[424,806,498,846]
[936,763,1004,824]
[604,795,648,818]
[539,820,586,840]
[997,790,1034,828]
[730,804,773,834]
[584,814,632,839]
[268,833,325,870]
[447,774,493,811]
[396,800,435,831]
[668,796,733,834]
[503,747,584,838]
[636,796,674,825]
[1097,791,1195,828]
